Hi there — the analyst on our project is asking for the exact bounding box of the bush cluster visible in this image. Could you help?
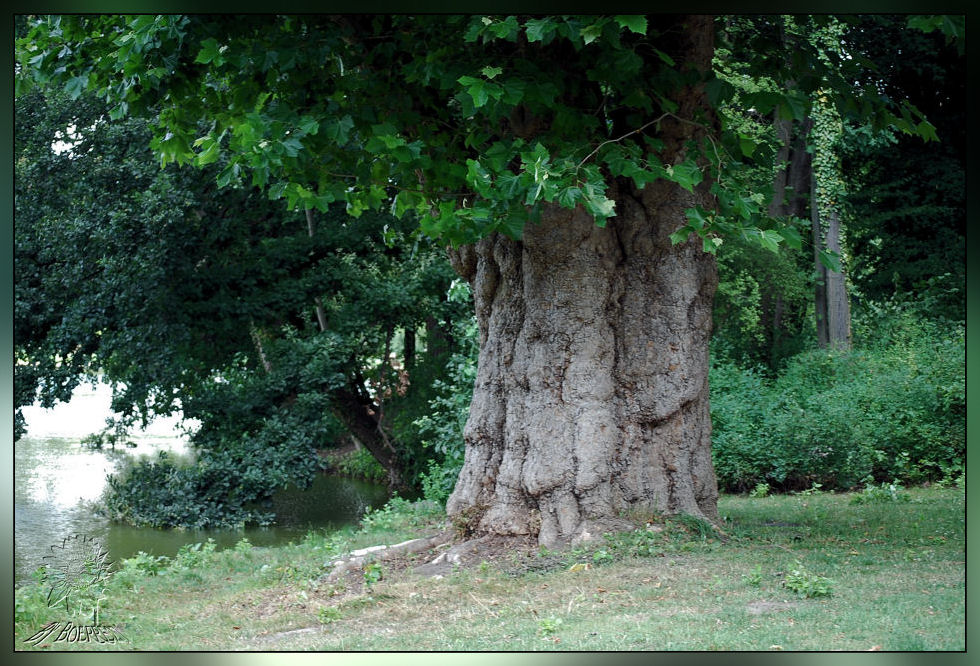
[710,304,964,493]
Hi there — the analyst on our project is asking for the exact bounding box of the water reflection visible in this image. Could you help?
[15,383,390,587]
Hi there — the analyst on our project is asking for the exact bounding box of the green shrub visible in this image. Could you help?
[710,302,964,493]
[173,539,218,570]
[850,480,912,505]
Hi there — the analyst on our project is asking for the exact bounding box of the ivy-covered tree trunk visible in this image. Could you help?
[823,209,852,348]
[447,178,719,546]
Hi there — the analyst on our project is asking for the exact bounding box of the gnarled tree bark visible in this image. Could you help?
[444,14,720,547]
[446,180,719,546]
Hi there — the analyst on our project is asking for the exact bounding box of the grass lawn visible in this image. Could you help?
[15,485,965,651]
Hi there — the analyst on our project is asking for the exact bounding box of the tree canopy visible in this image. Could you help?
[17,15,941,251]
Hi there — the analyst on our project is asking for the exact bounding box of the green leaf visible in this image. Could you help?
[652,49,675,67]
[481,66,502,80]
[465,159,492,195]
[777,226,803,250]
[64,74,88,100]
[581,22,605,45]
[216,162,240,187]
[281,135,304,156]
[778,93,808,122]
[458,75,489,107]
[195,38,224,65]
[498,171,522,198]
[818,248,842,273]
[557,186,582,208]
[498,213,525,240]
[686,206,709,230]
[524,17,555,43]
[704,78,734,108]
[760,229,783,253]
[916,120,939,142]
[738,134,758,158]
[703,236,723,253]
[614,16,647,35]
[669,227,693,245]
[325,116,354,144]
[298,116,320,136]
[668,161,703,192]
[583,194,615,224]
[194,139,221,166]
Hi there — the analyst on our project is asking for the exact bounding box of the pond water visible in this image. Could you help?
[14,383,390,587]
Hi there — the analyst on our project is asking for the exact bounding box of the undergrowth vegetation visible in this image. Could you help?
[710,298,964,493]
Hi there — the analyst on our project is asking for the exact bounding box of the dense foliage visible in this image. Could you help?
[711,298,965,493]
[15,88,469,527]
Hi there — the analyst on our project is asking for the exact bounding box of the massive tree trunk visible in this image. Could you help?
[446,182,719,547]
[443,14,719,548]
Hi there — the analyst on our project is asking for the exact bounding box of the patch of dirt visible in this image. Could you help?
[745,600,799,615]
[411,533,540,578]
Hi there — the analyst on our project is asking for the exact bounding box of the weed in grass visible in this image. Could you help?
[749,482,770,498]
[537,616,563,636]
[363,562,383,588]
[783,563,832,598]
[317,606,343,624]
[744,564,764,587]
[174,539,217,570]
[592,549,614,565]
[672,514,716,540]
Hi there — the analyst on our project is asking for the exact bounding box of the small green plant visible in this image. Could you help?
[797,483,824,496]
[591,548,614,565]
[745,564,763,587]
[123,551,170,576]
[673,513,716,540]
[174,539,218,570]
[602,528,662,558]
[850,480,911,504]
[749,482,770,498]
[359,496,435,533]
[783,563,832,598]
[537,616,563,636]
[363,562,383,588]
[233,537,253,554]
[317,606,343,624]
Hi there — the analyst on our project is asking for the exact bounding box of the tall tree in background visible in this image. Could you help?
[17,14,941,544]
